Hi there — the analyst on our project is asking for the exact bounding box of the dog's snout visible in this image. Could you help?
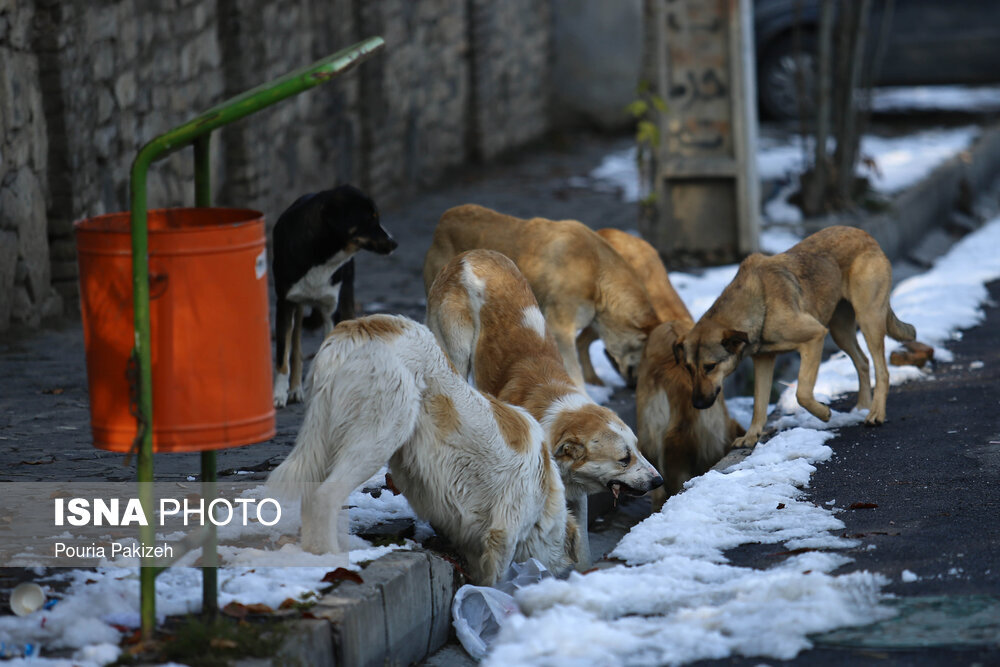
[368,234,397,255]
[692,385,721,410]
[649,474,664,490]
[692,394,715,409]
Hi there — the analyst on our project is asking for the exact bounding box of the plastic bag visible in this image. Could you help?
[452,559,553,660]
[497,557,552,595]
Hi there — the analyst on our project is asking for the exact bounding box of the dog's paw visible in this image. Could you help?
[864,409,885,426]
[815,404,832,422]
[273,372,291,408]
[732,432,760,449]
[289,385,305,404]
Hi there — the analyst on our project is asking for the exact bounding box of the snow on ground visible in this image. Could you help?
[0,468,422,665]
[484,217,1000,666]
[590,126,980,227]
[871,85,1000,114]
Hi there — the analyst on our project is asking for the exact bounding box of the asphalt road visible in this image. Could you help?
[697,279,1000,665]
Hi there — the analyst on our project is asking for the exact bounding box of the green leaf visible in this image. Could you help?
[625,99,649,118]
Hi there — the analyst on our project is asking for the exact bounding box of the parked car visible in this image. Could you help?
[755,0,1000,119]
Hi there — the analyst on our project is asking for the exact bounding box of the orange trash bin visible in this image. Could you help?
[74,207,276,452]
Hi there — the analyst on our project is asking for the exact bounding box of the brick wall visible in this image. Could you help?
[0,0,556,331]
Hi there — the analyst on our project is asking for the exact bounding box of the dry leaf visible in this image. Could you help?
[890,341,934,368]
[384,472,401,495]
[210,637,239,650]
[322,568,363,585]
[20,457,55,465]
[848,502,878,510]
[221,601,249,619]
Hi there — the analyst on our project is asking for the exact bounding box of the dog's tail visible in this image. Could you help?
[886,307,916,342]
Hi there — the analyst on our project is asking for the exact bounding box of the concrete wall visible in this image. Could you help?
[550,0,643,131]
[0,0,560,331]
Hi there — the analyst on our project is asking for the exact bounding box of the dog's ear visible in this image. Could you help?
[722,329,749,355]
[672,336,686,366]
[554,439,585,462]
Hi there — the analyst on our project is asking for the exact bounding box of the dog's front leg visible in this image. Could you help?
[566,493,591,570]
[795,335,832,422]
[734,354,776,448]
[549,318,586,388]
[288,305,306,404]
[575,327,603,386]
[273,297,295,408]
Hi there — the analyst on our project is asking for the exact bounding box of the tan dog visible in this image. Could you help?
[423,205,660,388]
[425,250,663,568]
[582,229,744,508]
[676,226,916,449]
[577,227,690,385]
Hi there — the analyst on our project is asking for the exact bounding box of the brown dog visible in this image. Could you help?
[582,229,744,508]
[425,249,663,568]
[423,205,659,388]
[577,228,690,385]
[676,226,916,449]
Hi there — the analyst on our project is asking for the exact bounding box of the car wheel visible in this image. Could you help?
[758,32,818,121]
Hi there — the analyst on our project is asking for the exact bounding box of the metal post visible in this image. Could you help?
[643,0,760,266]
[193,134,219,616]
[127,36,386,640]
[130,148,157,641]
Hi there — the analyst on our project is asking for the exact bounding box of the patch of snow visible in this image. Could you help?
[860,127,979,194]
[669,265,740,321]
[589,146,641,203]
[900,570,919,583]
[760,225,803,253]
[484,429,891,666]
[872,85,1000,113]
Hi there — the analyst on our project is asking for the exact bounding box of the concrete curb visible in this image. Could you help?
[803,122,1000,263]
[265,550,460,666]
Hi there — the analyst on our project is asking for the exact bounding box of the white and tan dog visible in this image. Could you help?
[423,205,660,388]
[584,230,744,508]
[267,314,578,586]
[425,250,662,568]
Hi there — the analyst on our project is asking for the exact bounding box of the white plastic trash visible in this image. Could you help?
[10,583,46,616]
[452,585,518,660]
[452,559,553,660]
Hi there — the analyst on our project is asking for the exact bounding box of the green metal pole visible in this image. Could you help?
[130,148,157,641]
[193,135,219,616]
[127,36,385,641]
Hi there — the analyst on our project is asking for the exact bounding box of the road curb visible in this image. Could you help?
[264,550,460,666]
[804,122,1000,263]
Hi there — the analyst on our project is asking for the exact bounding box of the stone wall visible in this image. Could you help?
[0,0,559,331]
[0,0,59,328]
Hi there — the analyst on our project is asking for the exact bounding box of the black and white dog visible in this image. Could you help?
[272,185,397,408]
